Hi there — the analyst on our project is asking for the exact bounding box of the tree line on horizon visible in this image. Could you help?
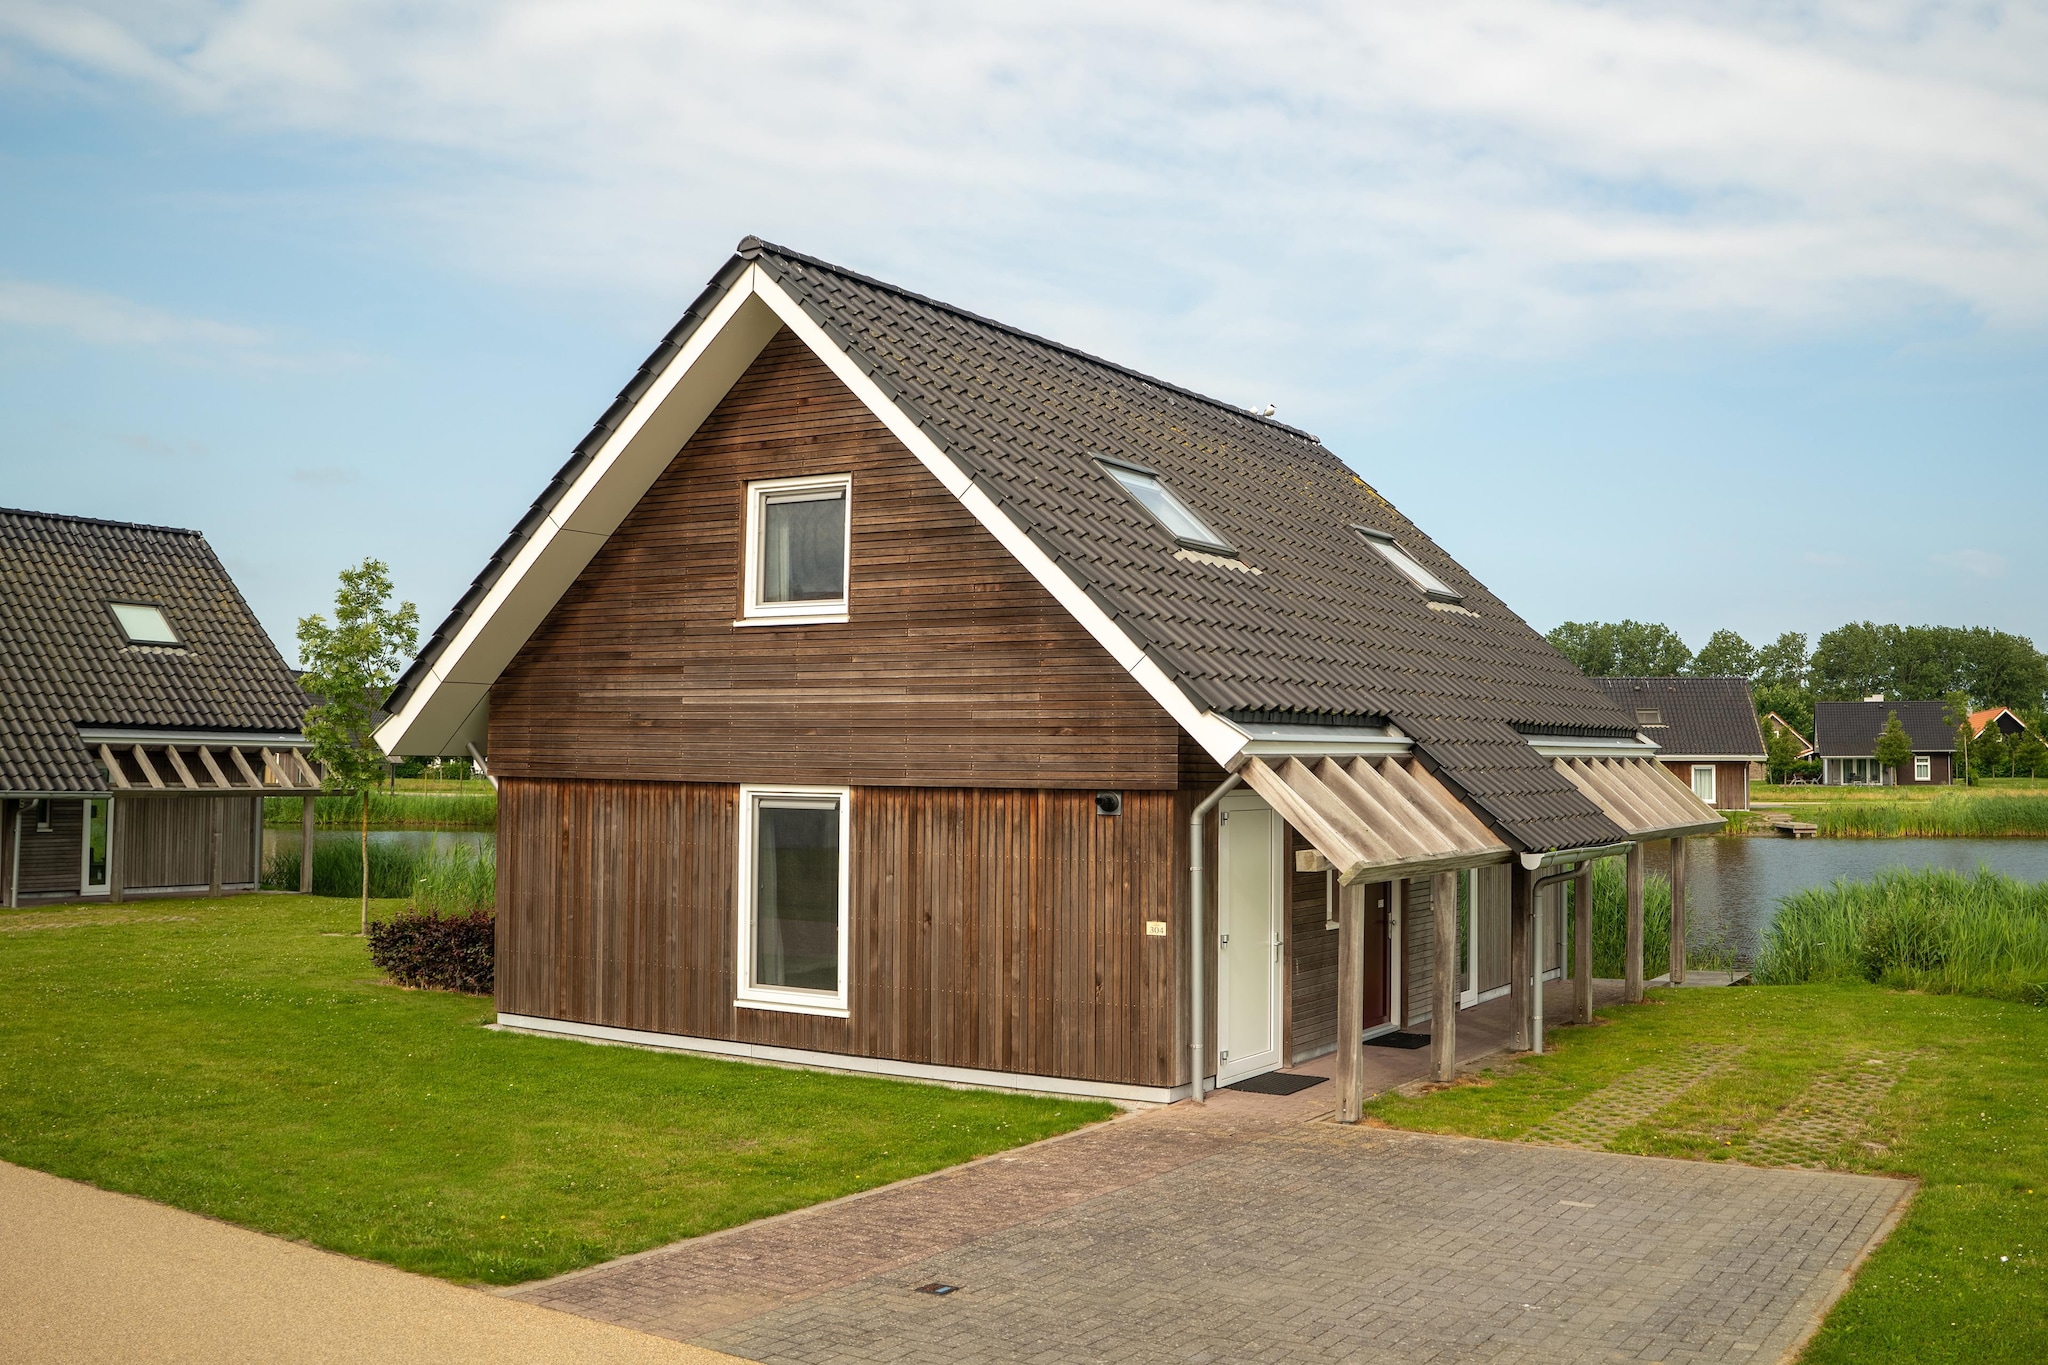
[1543,619,2048,748]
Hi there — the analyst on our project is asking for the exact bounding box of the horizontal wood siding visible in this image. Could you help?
[499,776,1186,1087]
[491,329,1177,791]
[15,799,81,894]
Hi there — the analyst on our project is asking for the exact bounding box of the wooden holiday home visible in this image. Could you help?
[1591,677,1766,810]
[0,509,319,906]
[377,240,1722,1108]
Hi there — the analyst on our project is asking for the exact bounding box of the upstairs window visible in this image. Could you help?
[743,476,850,623]
[1098,458,1234,555]
[109,602,180,646]
[1354,526,1462,602]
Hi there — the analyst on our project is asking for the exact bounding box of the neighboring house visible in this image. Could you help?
[377,238,1721,1107]
[1813,700,1956,786]
[1764,712,1815,762]
[0,509,320,906]
[1591,677,1765,810]
[1970,706,2031,740]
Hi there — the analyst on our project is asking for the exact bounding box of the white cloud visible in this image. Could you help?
[0,277,270,351]
[4,1,2046,378]
[1932,548,2009,578]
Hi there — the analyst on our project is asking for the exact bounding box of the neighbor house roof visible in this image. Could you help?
[1813,700,1956,757]
[1591,677,1766,761]
[1970,706,2030,738]
[384,239,1667,852]
[1764,712,1815,759]
[0,508,307,795]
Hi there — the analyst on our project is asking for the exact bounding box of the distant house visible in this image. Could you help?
[1592,677,1766,810]
[1970,706,2031,740]
[1813,700,1955,786]
[1763,712,1815,761]
[0,509,319,906]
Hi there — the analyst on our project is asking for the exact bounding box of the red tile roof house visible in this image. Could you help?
[0,509,321,907]
[1970,706,2032,741]
[1814,700,1957,786]
[376,239,1721,1115]
[1591,677,1767,810]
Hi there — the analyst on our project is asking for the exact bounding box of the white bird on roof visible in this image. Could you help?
[1251,403,1276,417]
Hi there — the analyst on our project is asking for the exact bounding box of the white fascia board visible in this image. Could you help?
[745,267,1246,768]
[375,278,783,756]
[1225,719,1411,761]
[1524,734,1664,760]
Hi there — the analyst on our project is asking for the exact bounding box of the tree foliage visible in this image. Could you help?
[298,559,420,934]
[1873,710,1917,779]
[1545,619,1693,677]
[1690,628,1756,678]
[1764,718,1807,783]
[1810,622,2048,709]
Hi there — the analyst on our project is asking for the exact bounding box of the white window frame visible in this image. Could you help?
[1691,764,1717,805]
[81,797,112,895]
[1353,525,1464,603]
[740,474,852,625]
[735,783,852,1018]
[1914,754,1932,782]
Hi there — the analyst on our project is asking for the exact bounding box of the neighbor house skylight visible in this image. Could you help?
[1099,458,1233,554]
[108,602,180,645]
[1354,526,1462,602]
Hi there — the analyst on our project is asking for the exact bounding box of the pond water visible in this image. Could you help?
[1644,836,2048,965]
[261,827,495,861]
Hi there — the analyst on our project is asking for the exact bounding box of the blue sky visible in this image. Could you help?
[3,2,2045,662]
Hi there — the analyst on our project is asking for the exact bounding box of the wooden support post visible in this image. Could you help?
[207,798,222,896]
[1336,879,1366,1122]
[1669,835,1688,985]
[1509,862,1531,1052]
[107,799,123,905]
[300,794,316,895]
[1625,841,1646,1004]
[1430,868,1459,1083]
[1573,864,1594,1025]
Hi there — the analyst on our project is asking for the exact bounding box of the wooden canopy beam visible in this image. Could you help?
[228,747,263,789]
[130,745,164,790]
[197,746,233,790]
[165,746,200,791]
[99,745,132,790]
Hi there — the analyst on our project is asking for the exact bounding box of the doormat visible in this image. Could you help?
[1364,1031,1432,1049]
[1224,1071,1328,1095]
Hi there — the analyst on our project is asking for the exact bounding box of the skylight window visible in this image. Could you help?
[1354,526,1462,602]
[1098,459,1233,554]
[108,602,180,646]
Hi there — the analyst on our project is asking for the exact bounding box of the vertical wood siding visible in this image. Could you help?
[1287,832,1338,1061]
[1475,864,1513,994]
[115,796,259,890]
[1403,875,1435,1025]
[499,777,1189,1087]
[490,329,1177,791]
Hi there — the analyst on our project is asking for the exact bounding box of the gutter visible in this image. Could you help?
[1187,772,1242,1104]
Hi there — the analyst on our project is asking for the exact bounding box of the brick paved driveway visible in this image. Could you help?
[695,1125,1907,1365]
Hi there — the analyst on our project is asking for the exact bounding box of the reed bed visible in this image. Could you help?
[1581,858,1737,976]
[1813,793,2048,838]
[263,790,497,830]
[261,839,495,910]
[1757,867,2048,1004]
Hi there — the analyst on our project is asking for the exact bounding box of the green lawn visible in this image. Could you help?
[0,894,1111,1285]
[1367,983,2048,1363]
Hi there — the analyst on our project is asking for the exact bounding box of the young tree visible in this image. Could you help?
[2011,731,2048,784]
[298,559,420,935]
[1944,691,1975,787]
[1690,629,1757,679]
[1764,718,1806,784]
[1872,710,1916,786]
[1974,722,2008,781]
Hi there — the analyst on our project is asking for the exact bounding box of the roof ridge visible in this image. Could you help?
[738,236,1324,444]
[0,505,202,538]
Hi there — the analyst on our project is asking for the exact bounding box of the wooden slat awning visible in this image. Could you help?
[1238,754,1511,885]
[97,743,322,795]
[1551,756,1724,840]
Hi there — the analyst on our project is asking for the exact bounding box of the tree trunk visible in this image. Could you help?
[359,789,369,936]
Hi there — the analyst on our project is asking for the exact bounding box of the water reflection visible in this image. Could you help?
[261,827,495,861]
[1644,837,2048,964]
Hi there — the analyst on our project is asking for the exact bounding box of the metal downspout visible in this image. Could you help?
[1188,773,1242,1103]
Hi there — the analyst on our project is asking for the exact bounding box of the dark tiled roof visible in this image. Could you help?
[1814,701,1956,757]
[394,239,1641,851]
[0,508,306,794]
[1592,677,1765,760]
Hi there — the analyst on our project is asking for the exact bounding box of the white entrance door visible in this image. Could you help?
[1217,794,1283,1084]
